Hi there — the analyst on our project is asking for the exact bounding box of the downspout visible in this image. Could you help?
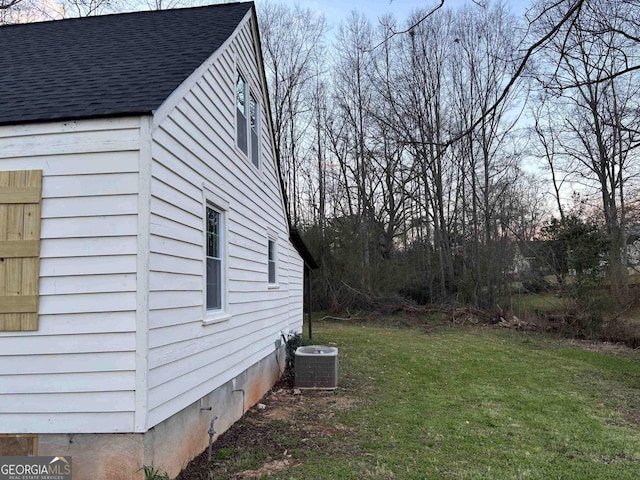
[207,416,218,462]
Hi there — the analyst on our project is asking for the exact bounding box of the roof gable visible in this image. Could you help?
[0,2,253,126]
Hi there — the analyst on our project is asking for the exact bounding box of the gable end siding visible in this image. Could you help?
[147,15,304,428]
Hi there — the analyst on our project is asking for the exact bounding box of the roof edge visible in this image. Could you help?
[0,111,153,128]
[0,1,253,29]
[289,227,319,270]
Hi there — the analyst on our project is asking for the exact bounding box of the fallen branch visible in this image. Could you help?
[498,315,528,329]
[319,315,367,322]
[330,282,442,316]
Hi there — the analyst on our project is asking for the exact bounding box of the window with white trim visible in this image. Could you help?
[236,70,260,168]
[249,92,259,167]
[236,73,248,155]
[206,205,223,311]
[268,238,276,284]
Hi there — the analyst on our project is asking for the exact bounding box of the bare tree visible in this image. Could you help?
[60,0,119,17]
[1,0,121,21]
[0,0,42,23]
[448,3,525,305]
[531,97,570,221]
[258,1,327,225]
[142,0,187,10]
[329,12,378,288]
[368,19,411,262]
[0,0,23,9]
[532,0,640,303]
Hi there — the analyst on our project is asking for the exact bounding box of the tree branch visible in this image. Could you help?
[0,0,23,10]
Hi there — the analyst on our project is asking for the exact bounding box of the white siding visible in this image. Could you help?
[146,16,304,428]
[0,117,140,433]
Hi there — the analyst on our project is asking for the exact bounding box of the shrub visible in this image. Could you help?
[282,331,306,372]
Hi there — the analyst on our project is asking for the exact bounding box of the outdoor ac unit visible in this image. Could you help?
[295,345,339,389]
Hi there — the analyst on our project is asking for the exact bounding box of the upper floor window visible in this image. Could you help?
[236,73,248,155]
[249,93,259,168]
[236,70,260,168]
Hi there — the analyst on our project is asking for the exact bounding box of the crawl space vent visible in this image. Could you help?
[294,345,338,389]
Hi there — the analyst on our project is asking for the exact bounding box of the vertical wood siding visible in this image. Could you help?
[0,118,140,433]
[147,17,304,428]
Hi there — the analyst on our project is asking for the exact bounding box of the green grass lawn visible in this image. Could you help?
[279,319,640,479]
[506,292,573,316]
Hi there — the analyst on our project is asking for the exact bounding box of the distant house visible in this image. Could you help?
[0,3,315,478]
[512,240,567,284]
[627,228,640,273]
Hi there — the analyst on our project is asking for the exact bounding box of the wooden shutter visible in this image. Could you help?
[0,170,42,331]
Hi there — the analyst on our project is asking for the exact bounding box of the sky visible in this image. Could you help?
[254,0,530,30]
[3,0,532,26]
[8,1,531,28]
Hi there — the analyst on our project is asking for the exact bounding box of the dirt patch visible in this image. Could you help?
[236,459,292,478]
[175,374,356,480]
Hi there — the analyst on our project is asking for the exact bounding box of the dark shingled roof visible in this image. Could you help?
[0,2,253,126]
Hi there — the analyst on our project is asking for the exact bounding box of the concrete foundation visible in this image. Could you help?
[35,346,284,479]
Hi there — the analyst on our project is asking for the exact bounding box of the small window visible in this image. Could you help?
[250,93,259,168]
[268,239,276,284]
[206,206,223,310]
[236,73,247,155]
[235,69,260,168]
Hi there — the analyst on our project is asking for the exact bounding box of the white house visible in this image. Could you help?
[0,3,315,478]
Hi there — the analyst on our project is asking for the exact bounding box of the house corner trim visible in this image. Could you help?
[134,115,153,432]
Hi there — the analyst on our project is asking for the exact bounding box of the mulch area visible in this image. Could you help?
[175,372,353,479]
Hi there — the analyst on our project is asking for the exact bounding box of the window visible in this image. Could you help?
[268,239,276,284]
[202,188,231,325]
[206,206,223,311]
[235,70,260,168]
[250,93,259,167]
[236,73,247,155]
